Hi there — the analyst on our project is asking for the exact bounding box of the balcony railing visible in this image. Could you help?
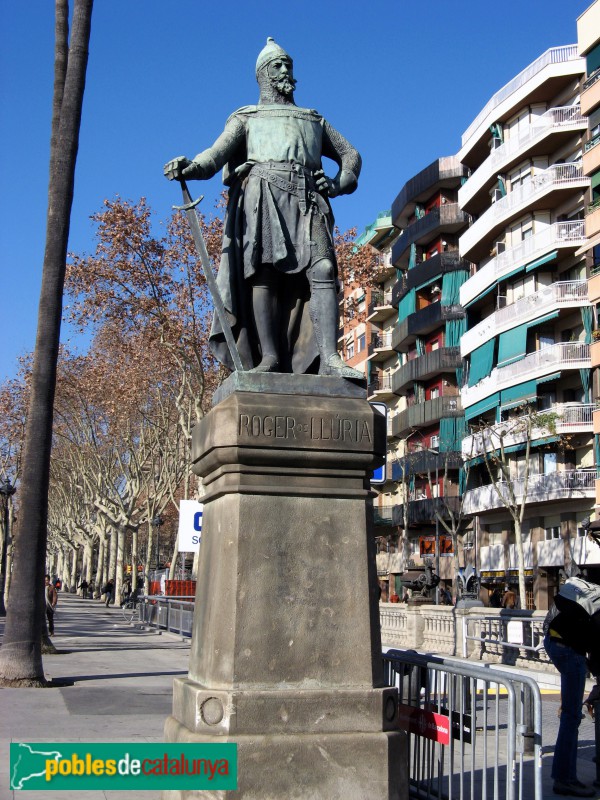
[462,402,595,459]
[585,131,600,154]
[367,290,394,317]
[463,342,591,408]
[460,221,586,308]
[461,45,580,148]
[392,395,463,438]
[461,280,588,355]
[367,375,394,396]
[583,67,600,92]
[462,469,596,515]
[392,496,462,527]
[460,105,585,208]
[460,164,588,258]
[392,204,469,263]
[392,347,461,394]
[369,331,394,354]
[374,505,395,526]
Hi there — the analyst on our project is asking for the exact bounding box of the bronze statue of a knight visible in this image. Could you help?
[164,38,363,379]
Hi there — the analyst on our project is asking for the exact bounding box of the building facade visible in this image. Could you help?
[457,43,596,609]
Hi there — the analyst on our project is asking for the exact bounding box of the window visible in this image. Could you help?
[430,386,440,399]
[509,163,531,192]
[430,339,440,351]
[545,526,560,541]
[430,435,440,449]
[357,333,366,352]
[346,341,355,359]
[543,452,557,474]
[488,531,503,546]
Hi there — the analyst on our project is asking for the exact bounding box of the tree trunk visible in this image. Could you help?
[0,0,93,686]
[94,533,105,597]
[107,529,117,584]
[145,523,154,595]
[115,528,125,604]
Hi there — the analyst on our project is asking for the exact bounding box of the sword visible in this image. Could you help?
[173,179,244,372]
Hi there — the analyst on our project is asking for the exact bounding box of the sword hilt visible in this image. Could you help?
[173,180,203,211]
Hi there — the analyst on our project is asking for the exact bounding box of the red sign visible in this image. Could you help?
[397,703,450,745]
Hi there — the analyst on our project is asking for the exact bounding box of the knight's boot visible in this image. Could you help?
[250,272,281,373]
[309,259,365,381]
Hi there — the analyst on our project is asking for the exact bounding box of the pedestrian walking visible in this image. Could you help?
[543,574,600,797]
[79,579,89,599]
[102,579,114,607]
[44,574,58,635]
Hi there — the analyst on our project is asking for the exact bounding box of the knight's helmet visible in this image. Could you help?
[255,37,292,78]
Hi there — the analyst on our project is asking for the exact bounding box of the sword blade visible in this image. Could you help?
[178,180,244,372]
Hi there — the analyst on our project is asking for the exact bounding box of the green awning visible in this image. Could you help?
[465,392,500,421]
[467,435,559,466]
[500,378,537,407]
[525,250,558,273]
[498,322,528,366]
[415,273,442,292]
[464,282,496,309]
[537,371,561,385]
[468,339,495,386]
[526,310,560,329]
[502,264,526,282]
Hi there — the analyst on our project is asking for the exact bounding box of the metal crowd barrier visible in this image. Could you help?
[383,649,543,800]
[135,595,195,638]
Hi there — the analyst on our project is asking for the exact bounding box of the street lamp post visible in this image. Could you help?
[0,477,16,616]
[151,515,164,572]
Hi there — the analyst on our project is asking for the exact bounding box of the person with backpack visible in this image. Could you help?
[543,574,600,797]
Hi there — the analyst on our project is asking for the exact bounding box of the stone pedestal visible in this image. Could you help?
[164,377,407,799]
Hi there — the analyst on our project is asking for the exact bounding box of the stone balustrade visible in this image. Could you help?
[380,604,554,673]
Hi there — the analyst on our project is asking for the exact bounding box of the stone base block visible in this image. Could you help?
[163,714,407,800]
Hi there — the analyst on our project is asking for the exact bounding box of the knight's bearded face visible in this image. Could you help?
[266,57,296,97]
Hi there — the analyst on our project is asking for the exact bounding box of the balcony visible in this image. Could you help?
[461,280,588,356]
[373,505,395,526]
[392,395,463,438]
[462,342,590,409]
[367,331,394,361]
[460,163,589,262]
[583,132,600,177]
[581,68,600,116]
[459,105,586,212]
[586,200,600,240]
[395,302,465,352]
[367,289,394,322]
[392,347,462,394]
[460,221,586,308]
[391,450,462,481]
[392,204,469,265]
[392,496,462,528]
[460,45,582,158]
[391,156,468,228]
[462,402,594,459]
[462,469,596,515]
[367,373,395,400]
[393,253,472,308]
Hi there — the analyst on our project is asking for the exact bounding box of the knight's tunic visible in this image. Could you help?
[187,104,361,373]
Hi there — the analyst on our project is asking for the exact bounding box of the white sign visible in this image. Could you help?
[178,500,203,552]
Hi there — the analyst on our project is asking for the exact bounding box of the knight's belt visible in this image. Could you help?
[249,162,328,214]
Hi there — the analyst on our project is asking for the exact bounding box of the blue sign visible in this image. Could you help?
[369,402,388,485]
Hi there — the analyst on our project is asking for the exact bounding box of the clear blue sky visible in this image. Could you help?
[0,0,592,383]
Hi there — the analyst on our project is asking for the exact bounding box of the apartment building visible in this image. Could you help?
[457,43,596,609]
[579,2,600,525]
[366,158,473,599]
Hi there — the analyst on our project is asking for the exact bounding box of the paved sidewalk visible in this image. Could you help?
[0,593,190,800]
[1,594,600,799]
